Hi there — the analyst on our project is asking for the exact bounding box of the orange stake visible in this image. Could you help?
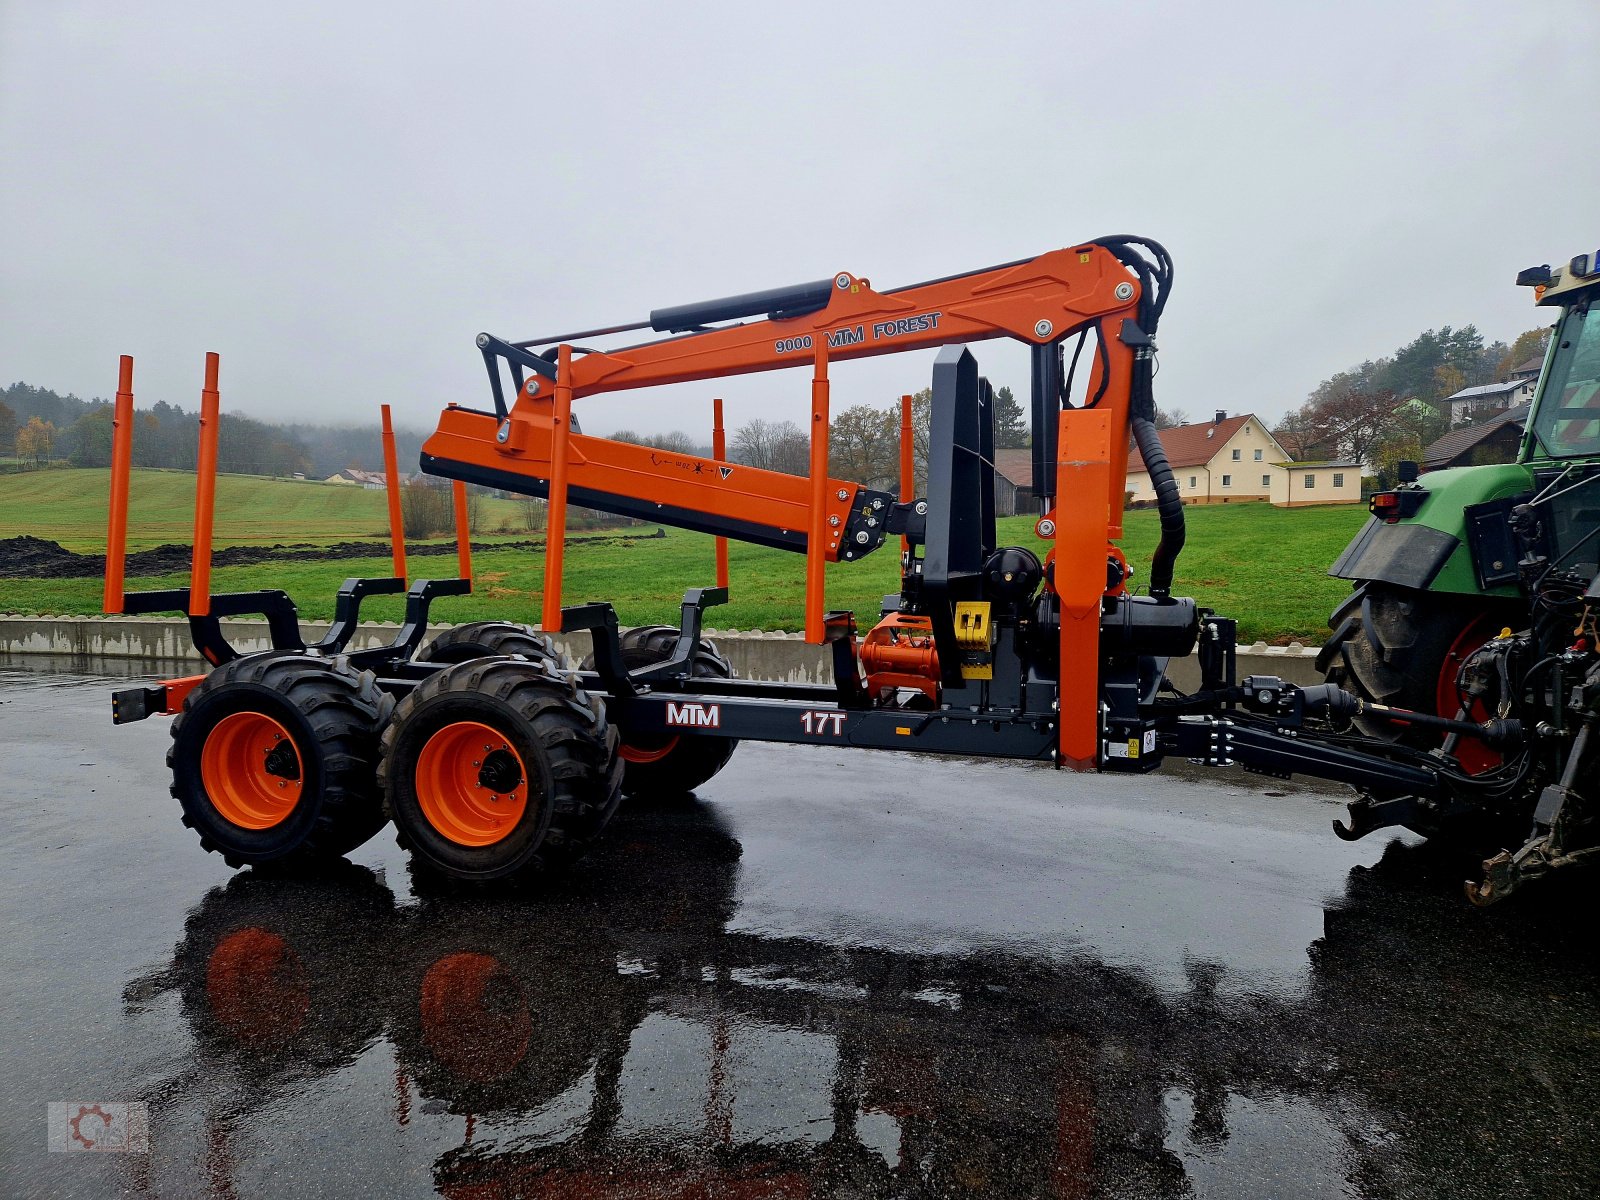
[541,344,575,632]
[712,397,729,591]
[103,355,136,614]
[452,480,473,585]
[189,353,221,617]
[381,404,408,581]
[804,341,831,643]
[899,393,914,557]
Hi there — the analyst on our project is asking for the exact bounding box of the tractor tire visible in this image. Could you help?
[417,621,565,669]
[379,656,622,884]
[1318,582,1519,753]
[167,652,392,869]
[582,625,739,798]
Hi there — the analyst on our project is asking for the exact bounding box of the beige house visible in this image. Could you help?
[1269,460,1361,507]
[1125,412,1293,505]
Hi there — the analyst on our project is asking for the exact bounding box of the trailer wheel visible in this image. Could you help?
[417,621,565,669]
[167,653,391,869]
[583,625,739,798]
[1320,583,1517,771]
[380,657,622,883]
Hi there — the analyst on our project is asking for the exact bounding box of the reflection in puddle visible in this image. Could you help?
[1162,1087,1361,1199]
[103,793,1600,1197]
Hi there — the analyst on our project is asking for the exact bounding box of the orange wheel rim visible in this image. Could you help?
[206,928,310,1045]
[619,733,679,764]
[201,711,304,829]
[415,720,530,847]
[419,951,531,1081]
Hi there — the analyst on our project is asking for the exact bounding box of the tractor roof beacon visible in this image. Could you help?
[103,239,1600,904]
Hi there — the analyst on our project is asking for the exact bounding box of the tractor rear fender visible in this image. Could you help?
[1328,462,1533,597]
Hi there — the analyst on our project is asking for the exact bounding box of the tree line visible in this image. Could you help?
[1271,324,1551,485]
[3,376,1034,496]
[1,381,427,478]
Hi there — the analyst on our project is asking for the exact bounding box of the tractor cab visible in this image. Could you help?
[1523,252,1600,460]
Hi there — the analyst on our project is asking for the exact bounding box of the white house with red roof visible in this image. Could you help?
[1125,411,1320,505]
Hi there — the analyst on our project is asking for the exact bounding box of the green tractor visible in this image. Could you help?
[1319,249,1600,768]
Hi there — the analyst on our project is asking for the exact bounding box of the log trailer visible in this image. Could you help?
[103,237,1600,903]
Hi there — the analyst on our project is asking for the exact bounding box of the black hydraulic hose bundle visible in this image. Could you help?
[1092,236,1184,601]
[1131,415,1185,599]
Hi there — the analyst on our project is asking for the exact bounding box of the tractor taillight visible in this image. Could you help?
[1370,489,1426,523]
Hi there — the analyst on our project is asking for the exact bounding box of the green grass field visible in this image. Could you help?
[0,467,540,550]
[0,468,1368,642]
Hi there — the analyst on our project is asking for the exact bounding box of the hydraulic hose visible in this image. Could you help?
[1092,236,1185,600]
[1131,415,1185,599]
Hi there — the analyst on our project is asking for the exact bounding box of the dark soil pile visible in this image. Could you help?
[0,529,664,580]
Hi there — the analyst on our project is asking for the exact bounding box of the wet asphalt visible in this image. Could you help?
[3,658,1599,1199]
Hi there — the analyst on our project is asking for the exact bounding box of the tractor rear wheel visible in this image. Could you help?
[582,625,739,799]
[167,653,391,868]
[417,621,564,668]
[1319,583,1518,770]
[379,657,622,883]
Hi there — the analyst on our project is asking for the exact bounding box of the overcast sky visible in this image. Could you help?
[2,1,1596,439]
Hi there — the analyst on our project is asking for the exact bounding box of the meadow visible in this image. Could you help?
[0,469,1368,643]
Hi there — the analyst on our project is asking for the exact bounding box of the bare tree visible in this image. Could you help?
[464,483,487,534]
[1306,386,1401,466]
[399,477,451,538]
[731,418,809,475]
[610,428,701,454]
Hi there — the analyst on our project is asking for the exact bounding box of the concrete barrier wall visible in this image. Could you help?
[0,614,1325,686]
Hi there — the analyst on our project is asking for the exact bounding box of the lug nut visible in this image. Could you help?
[837,489,849,501]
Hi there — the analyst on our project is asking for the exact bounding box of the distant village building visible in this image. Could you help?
[1421,403,1528,473]
[1509,354,1545,383]
[992,448,1034,517]
[1270,460,1363,506]
[992,412,1366,511]
[1443,378,1535,427]
[324,468,395,489]
[1126,412,1304,505]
